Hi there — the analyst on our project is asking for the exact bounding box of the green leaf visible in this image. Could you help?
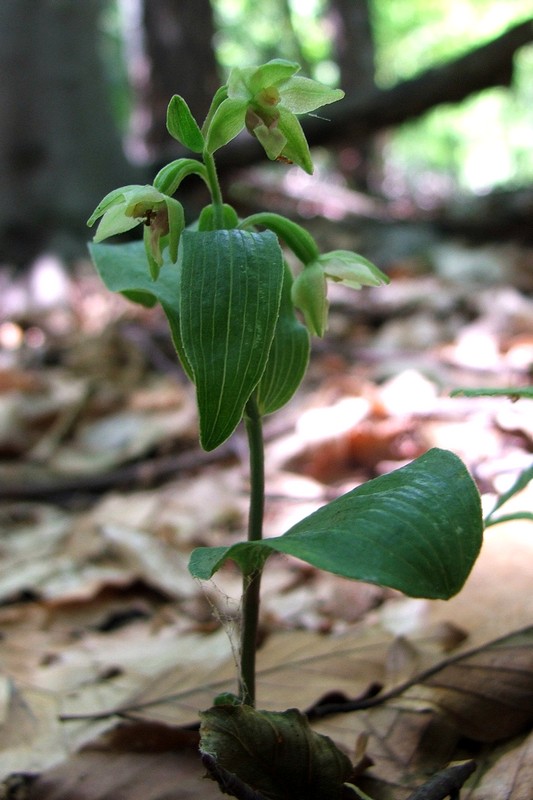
[189,448,483,600]
[256,263,309,415]
[153,158,208,195]
[166,95,205,153]
[179,229,284,451]
[88,241,192,379]
[485,462,533,523]
[239,212,319,264]
[200,705,352,800]
[198,203,240,231]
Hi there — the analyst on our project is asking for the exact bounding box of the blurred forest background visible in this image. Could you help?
[1,4,533,795]
[1,0,533,266]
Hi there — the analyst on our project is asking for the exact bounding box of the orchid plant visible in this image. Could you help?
[88,60,483,799]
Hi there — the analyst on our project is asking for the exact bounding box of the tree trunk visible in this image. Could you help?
[327,0,375,95]
[325,0,376,188]
[0,0,131,264]
[139,0,220,159]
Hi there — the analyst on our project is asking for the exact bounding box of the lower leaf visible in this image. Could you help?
[200,705,353,800]
[189,448,483,600]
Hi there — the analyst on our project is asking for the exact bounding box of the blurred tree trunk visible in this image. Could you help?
[139,0,220,159]
[0,0,131,264]
[327,0,375,95]
[325,0,376,188]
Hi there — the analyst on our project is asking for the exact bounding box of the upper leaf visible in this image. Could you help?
[166,95,205,153]
[189,448,483,599]
[179,229,284,451]
[88,240,192,379]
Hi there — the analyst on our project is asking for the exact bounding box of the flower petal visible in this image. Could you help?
[248,59,300,95]
[276,108,313,174]
[165,196,185,263]
[205,98,247,153]
[87,185,142,226]
[319,251,389,289]
[253,122,287,160]
[279,77,344,114]
[93,204,141,242]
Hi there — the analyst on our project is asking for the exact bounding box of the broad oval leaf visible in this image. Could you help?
[256,262,309,415]
[88,240,192,379]
[189,448,483,600]
[179,229,284,451]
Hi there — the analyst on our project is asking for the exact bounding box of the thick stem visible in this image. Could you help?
[239,395,265,706]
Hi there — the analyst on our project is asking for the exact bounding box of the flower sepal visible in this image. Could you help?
[319,251,389,290]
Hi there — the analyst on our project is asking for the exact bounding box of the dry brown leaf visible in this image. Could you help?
[399,626,533,742]
[468,729,533,800]
[24,736,220,800]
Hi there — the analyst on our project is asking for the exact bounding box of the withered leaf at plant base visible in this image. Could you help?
[200,705,354,800]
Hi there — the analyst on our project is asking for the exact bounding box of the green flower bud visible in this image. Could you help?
[291,260,328,337]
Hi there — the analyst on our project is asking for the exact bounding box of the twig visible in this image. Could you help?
[406,761,476,800]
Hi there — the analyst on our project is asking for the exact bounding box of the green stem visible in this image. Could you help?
[203,149,225,228]
[239,395,265,706]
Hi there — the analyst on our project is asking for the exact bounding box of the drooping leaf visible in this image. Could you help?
[189,448,483,599]
[200,705,353,800]
[88,241,192,379]
[256,263,309,415]
[179,229,284,451]
[153,158,208,195]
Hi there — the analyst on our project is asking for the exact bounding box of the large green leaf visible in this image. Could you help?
[88,240,192,378]
[256,263,309,415]
[179,229,284,451]
[189,448,483,600]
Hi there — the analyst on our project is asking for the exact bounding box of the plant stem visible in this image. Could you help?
[239,395,265,706]
[203,149,225,228]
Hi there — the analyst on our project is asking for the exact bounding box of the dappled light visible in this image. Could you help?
[1,2,532,798]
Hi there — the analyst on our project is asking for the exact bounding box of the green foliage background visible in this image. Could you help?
[104,0,533,192]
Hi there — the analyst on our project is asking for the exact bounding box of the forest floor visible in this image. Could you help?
[0,194,532,798]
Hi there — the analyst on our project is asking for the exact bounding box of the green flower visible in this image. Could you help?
[291,252,389,337]
[291,260,328,337]
[318,251,389,289]
[87,185,184,275]
[205,60,344,174]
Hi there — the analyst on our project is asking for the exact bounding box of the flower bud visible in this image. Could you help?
[291,260,328,337]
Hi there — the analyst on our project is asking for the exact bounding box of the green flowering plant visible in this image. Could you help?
[87,60,483,799]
